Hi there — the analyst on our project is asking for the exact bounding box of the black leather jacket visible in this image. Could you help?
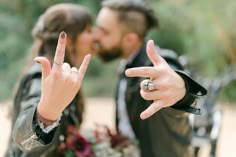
[115,43,207,157]
[5,63,81,157]
[5,44,207,157]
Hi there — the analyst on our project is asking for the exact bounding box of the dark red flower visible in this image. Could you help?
[104,125,129,148]
[65,125,92,157]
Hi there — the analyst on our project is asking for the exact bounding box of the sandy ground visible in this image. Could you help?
[0,97,236,157]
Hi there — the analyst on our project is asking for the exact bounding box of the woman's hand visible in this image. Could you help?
[34,32,91,121]
[125,40,186,120]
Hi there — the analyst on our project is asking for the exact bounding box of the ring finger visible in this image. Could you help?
[140,79,158,91]
[140,89,161,101]
[71,67,79,81]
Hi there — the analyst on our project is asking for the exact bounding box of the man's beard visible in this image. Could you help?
[97,46,122,62]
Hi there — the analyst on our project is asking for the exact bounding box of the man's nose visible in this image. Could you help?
[93,28,102,39]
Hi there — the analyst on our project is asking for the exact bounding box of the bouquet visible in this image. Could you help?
[57,124,140,157]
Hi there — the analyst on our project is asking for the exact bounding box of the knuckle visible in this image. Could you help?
[140,90,151,100]
[52,71,62,79]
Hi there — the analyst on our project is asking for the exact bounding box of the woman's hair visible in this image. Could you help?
[30,3,93,124]
[31,3,93,64]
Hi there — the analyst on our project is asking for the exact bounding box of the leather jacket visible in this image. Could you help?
[5,44,207,157]
[5,63,81,157]
[115,43,207,157]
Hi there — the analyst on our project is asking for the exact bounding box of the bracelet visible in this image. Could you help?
[36,110,61,134]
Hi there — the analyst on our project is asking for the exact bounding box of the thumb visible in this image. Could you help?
[146,40,164,66]
[34,57,51,80]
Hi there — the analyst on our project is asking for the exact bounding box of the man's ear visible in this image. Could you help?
[124,33,139,46]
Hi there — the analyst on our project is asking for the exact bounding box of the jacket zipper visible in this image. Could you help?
[20,132,38,151]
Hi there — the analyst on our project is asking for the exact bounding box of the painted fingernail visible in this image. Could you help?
[61,31,66,39]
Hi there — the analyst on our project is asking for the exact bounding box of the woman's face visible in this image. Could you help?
[68,25,98,66]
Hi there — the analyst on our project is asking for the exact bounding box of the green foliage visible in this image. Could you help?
[147,0,236,102]
[148,0,235,75]
[0,0,102,101]
[82,57,120,97]
[0,0,235,102]
[0,6,30,100]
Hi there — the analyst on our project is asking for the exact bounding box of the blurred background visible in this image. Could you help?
[0,0,236,100]
[0,0,235,157]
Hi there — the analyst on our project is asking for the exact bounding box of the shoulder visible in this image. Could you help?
[155,45,179,60]
[26,63,42,77]
[21,63,42,85]
[15,64,42,101]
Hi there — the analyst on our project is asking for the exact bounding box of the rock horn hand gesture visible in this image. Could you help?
[125,40,186,120]
[34,32,91,121]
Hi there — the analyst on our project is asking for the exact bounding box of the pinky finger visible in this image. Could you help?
[77,54,91,82]
[140,100,164,120]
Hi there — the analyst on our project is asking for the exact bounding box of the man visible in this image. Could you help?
[96,0,207,157]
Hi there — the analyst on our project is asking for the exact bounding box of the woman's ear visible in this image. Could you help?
[66,37,73,53]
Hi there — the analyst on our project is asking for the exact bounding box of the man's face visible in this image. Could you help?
[96,8,124,62]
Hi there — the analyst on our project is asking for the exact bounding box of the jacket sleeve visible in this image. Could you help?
[172,70,207,114]
[12,76,57,152]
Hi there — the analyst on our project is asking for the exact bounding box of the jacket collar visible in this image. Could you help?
[125,41,148,69]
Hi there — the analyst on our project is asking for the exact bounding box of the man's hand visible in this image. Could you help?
[34,32,91,121]
[125,40,186,120]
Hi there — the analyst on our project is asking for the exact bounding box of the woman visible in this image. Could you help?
[5,3,97,156]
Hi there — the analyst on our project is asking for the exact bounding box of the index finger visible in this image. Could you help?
[125,67,157,78]
[53,32,67,66]
[146,40,165,67]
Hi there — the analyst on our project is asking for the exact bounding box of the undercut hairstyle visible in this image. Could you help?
[101,0,158,39]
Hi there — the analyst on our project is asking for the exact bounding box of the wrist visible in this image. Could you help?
[36,109,58,127]
[35,109,61,134]
[37,102,62,121]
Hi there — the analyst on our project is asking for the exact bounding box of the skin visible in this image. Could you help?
[125,40,186,119]
[34,32,91,121]
[96,8,142,61]
[96,8,186,120]
[96,8,124,57]
[69,25,97,66]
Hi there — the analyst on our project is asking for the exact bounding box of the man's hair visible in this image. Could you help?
[101,0,158,39]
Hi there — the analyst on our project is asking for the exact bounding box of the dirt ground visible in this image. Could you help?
[0,97,236,157]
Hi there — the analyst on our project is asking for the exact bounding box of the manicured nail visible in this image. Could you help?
[61,31,66,39]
